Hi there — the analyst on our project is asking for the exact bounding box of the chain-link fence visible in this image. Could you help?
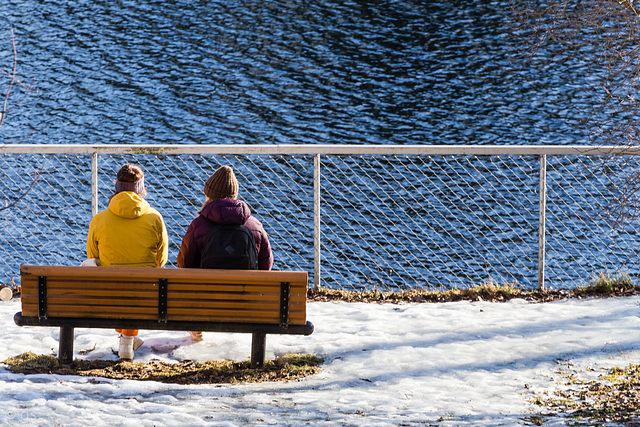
[1,145,639,292]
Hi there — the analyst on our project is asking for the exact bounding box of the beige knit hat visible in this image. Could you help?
[204,166,239,200]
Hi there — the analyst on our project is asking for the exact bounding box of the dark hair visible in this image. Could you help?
[117,164,144,182]
[111,164,147,200]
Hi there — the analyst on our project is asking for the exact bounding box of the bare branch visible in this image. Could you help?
[0,30,37,130]
[0,30,17,128]
[617,0,640,17]
[509,0,640,229]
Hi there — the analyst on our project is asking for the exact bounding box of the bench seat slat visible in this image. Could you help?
[21,281,306,292]
[22,291,158,299]
[20,265,307,285]
[22,302,158,314]
[168,301,305,311]
[21,281,307,295]
[22,306,306,324]
[167,314,306,324]
[167,295,307,304]
[21,279,159,291]
[164,283,306,292]
[23,299,305,311]
[21,288,305,301]
[38,306,159,317]
[21,291,306,301]
[22,298,158,309]
[169,309,306,323]
[21,293,307,307]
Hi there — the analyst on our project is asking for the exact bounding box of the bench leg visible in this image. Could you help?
[251,332,266,369]
[58,326,75,366]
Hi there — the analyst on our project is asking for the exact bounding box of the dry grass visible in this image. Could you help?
[308,274,640,304]
[2,352,324,384]
[527,361,640,425]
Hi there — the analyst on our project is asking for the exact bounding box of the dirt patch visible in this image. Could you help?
[527,361,640,425]
[2,352,324,384]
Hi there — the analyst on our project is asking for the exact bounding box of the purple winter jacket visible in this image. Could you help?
[177,199,273,270]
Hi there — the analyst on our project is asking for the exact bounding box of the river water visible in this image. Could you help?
[1,1,636,291]
[1,0,594,146]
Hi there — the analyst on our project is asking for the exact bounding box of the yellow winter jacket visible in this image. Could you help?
[87,191,168,268]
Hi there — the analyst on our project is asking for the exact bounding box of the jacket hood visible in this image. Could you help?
[200,198,251,225]
[108,191,151,219]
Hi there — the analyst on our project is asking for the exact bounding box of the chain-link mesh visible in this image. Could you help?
[0,154,91,271]
[545,155,640,284]
[320,155,541,290]
[1,151,638,291]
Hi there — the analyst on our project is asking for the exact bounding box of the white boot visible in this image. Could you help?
[188,331,204,342]
[118,334,134,360]
[133,336,144,351]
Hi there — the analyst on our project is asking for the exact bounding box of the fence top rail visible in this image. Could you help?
[1,144,640,156]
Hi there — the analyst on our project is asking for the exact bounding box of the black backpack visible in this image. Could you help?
[199,216,258,270]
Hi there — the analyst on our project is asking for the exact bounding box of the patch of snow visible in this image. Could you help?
[0,296,639,426]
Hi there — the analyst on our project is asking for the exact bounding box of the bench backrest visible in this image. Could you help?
[20,265,308,326]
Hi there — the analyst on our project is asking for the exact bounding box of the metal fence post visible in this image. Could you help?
[91,152,98,217]
[313,153,321,291]
[538,154,547,291]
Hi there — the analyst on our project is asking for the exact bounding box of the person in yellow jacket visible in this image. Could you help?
[86,164,168,360]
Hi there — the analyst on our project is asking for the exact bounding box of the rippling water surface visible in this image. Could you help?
[2,0,593,146]
[2,1,629,291]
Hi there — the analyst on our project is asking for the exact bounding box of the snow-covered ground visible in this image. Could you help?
[1,295,639,426]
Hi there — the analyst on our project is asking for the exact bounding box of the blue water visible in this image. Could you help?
[2,0,593,147]
[1,1,634,291]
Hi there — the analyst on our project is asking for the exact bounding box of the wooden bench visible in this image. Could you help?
[14,265,313,368]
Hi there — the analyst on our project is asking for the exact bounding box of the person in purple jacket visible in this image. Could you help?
[177,165,274,341]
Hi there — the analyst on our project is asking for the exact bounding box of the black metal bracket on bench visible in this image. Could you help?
[279,281,290,328]
[38,276,47,320]
[158,278,168,323]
